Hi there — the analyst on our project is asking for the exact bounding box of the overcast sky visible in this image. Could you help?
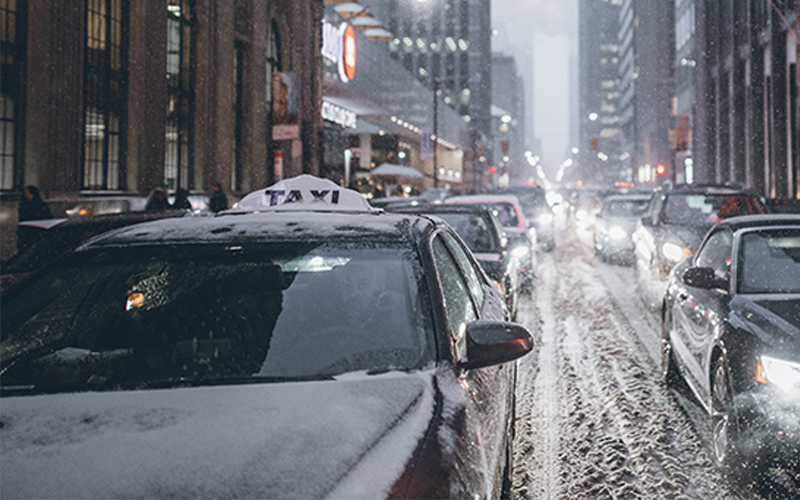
[491,0,579,173]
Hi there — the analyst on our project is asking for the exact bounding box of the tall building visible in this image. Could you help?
[691,0,799,199]
[617,0,675,186]
[371,0,493,179]
[578,0,625,185]
[491,52,527,185]
[0,0,325,259]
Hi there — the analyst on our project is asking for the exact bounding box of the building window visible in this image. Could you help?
[1,0,23,191]
[83,0,127,190]
[166,0,194,190]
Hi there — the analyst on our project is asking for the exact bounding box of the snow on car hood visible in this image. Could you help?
[0,370,436,499]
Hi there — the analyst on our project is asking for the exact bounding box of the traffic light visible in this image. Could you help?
[656,163,666,176]
[590,137,598,150]
[501,140,509,154]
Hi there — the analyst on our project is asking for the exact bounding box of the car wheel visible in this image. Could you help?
[661,336,680,387]
[711,355,743,475]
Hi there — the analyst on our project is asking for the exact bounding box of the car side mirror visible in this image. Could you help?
[459,320,534,370]
[682,266,728,290]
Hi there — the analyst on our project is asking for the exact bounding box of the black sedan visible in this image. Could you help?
[662,214,800,475]
[633,184,765,280]
[390,203,523,320]
[0,175,533,499]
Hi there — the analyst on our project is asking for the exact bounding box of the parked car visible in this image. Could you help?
[632,184,766,280]
[445,193,537,287]
[593,194,651,263]
[0,175,533,499]
[390,203,524,319]
[662,214,800,476]
[2,209,193,294]
[495,186,556,251]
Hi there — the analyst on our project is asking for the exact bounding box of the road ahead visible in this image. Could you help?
[508,220,799,499]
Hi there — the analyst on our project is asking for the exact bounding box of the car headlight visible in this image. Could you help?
[538,213,554,225]
[608,226,627,240]
[757,356,800,392]
[512,246,529,258]
[661,242,689,262]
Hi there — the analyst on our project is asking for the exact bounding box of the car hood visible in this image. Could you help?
[730,295,800,356]
[0,371,436,499]
[601,216,639,232]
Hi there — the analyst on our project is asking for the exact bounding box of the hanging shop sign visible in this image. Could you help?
[322,19,358,82]
[322,100,357,129]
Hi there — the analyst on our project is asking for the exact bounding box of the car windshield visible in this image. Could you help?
[0,242,434,392]
[603,199,649,217]
[663,194,764,225]
[738,229,800,294]
[434,212,498,253]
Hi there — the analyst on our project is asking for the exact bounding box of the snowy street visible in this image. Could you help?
[509,222,800,499]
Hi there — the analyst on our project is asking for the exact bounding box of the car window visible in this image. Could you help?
[663,194,764,225]
[441,230,485,308]
[603,199,649,217]
[695,229,733,278]
[738,229,800,294]
[435,212,497,253]
[0,242,435,388]
[490,203,519,227]
[431,235,478,355]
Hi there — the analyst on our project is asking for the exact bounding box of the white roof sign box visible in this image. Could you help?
[230,175,377,213]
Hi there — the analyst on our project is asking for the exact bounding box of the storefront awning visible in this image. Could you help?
[370,163,424,178]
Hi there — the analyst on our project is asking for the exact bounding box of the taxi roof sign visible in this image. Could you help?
[229,175,377,213]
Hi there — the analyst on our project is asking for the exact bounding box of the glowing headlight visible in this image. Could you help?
[757,356,800,392]
[608,226,627,240]
[662,242,688,262]
[512,246,529,258]
[576,210,587,221]
[539,213,554,225]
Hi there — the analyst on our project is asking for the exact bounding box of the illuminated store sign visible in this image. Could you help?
[322,100,357,129]
[322,20,358,82]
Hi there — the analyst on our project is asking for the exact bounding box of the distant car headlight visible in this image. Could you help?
[538,213,554,225]
[512,246,529,259]
[575,210,587,221]
[662,242,689,262]
[608,226,627,240]
[757,356,800,392]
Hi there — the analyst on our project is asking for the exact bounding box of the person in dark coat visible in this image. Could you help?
[145,187,170,211]
[18,186,52,222]
[172,188,192,210]
[209,182,228,213]
[16,185,53,251]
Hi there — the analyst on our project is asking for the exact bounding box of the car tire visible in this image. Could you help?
[661,310,680,386]
[711,355,745,476]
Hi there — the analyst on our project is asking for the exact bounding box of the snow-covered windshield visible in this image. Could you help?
[738,229,800,294]
[0,243,435,392]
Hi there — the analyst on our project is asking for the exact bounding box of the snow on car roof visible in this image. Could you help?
[78,210,420,249]
[228,175,377,213]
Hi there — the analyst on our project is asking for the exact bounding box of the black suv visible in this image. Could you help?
[632,184,765,280]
